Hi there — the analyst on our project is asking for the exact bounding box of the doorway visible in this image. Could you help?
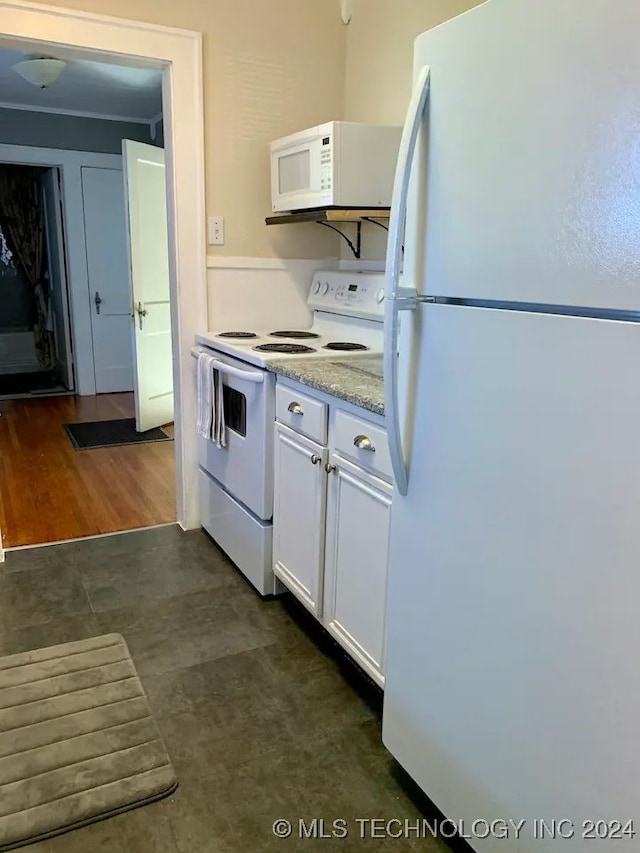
[0,2,206,556]
[0,164,71,399]
[0,142,177,546]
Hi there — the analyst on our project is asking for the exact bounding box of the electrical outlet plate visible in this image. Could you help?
[208,216,225,245]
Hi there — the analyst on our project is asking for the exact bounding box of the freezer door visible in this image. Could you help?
[410,0,640,311]
[383,304,640,851]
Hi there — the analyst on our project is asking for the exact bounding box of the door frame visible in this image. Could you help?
[0,146,125,395]
[0,1,207,539]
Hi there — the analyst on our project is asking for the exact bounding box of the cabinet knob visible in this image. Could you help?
[325,462,337,474]
[287,402,303,415]
[310,454,322,465]
[353,434,375,452]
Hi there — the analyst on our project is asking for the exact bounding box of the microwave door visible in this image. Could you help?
[272,138,330,211]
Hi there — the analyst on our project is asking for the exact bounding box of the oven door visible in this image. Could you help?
[195,348,275,520]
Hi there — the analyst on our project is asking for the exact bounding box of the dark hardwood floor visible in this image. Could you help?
[0,392,176,547]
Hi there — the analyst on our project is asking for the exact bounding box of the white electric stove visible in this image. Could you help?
[194,270,385,596]
[195,270,385,367]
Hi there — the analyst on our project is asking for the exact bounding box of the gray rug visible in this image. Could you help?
[0,634,177,851]
[63,418,172,450]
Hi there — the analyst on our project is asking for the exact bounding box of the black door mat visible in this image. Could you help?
[0,371,66,398]
[63,418,172,450]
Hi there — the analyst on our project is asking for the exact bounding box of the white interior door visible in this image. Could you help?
[122,139,173,432]
[41,168,74,390]
[81,166,134,394]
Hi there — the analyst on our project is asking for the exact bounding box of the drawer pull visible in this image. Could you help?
[287,402,304,415]
[353,434,375,452]
[325,462,337,474]
[310,454,322,465]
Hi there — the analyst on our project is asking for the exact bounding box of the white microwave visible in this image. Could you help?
[270,121,401,213]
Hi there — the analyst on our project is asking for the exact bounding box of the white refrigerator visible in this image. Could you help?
[382,0,640,851]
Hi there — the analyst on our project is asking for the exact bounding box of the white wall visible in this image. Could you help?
[343,0,485,262]
[206,258,335,333]
[206,258,392,336]
[0,107,158,153]
[345,0,484,125]
[40,0,346,261]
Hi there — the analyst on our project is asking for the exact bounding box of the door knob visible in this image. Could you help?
[353,434,375,452]
[310,454,322,465]
[325,462,337,474]
[136,301,148,330]
[94,291,102,315]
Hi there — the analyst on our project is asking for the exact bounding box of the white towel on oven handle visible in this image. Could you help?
[196,352,216,440]
[196,351,227,448]
[213,367,227,448]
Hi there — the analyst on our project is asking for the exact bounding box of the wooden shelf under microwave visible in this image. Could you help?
[265,208,391,258]
[265,207,390,225]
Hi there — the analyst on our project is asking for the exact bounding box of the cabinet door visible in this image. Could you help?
[324,452,393,686]
[273,423,327,615]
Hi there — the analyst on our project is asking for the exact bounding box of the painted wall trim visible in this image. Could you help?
[206,255,339,270]
[205,257,383,272]
[0,0,207,535]
[0,0,199,38]
[0,100,154,125]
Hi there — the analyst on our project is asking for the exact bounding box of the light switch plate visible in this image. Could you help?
[208,216,225,245]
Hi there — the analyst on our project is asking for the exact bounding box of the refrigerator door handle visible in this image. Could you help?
[384,64,431,496]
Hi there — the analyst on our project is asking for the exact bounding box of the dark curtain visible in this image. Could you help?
[0,166,51,368]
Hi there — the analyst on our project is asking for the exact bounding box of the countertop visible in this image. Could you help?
[268,354,384,416]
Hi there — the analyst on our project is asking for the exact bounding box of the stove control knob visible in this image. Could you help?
[376,288,385,304]
[312,280,321,295]
[321,281,330,295]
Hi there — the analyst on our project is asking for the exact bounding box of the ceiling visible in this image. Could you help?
[0,49,163,123]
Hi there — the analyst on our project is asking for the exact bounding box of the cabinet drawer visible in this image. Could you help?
[332,409,392,482]
[276,384,328,444]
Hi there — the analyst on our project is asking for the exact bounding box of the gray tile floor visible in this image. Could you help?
[2,525,451,852]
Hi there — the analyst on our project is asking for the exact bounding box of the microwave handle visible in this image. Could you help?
[191,347,265,384]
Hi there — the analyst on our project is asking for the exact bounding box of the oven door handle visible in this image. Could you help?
[191,347,265,384]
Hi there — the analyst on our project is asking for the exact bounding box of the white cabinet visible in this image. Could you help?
[324,452,392,685]
[273,378,392,687]
[273,423,327,616]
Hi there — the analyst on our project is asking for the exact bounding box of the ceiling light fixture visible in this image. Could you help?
[12,57,67,89]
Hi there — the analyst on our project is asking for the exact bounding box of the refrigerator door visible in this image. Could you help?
[383,303,640,851]
[411,0,640,311]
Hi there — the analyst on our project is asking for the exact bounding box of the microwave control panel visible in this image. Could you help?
[320,136,332,192]
[308,271,385,321]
